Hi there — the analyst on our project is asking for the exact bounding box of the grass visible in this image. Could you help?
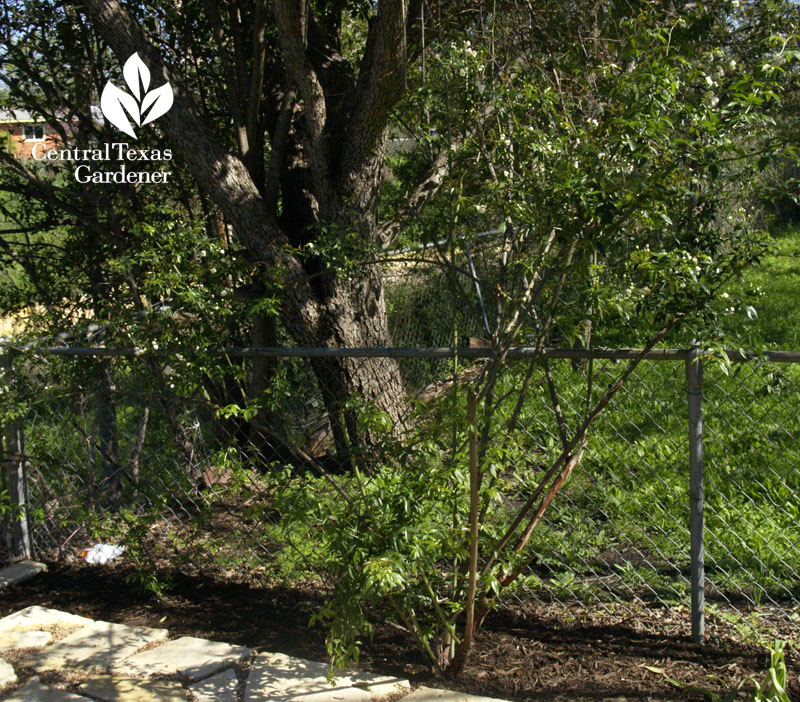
[378,227,800,618]
[502,227,800,614]
[703,226,800,349]
[547,356,800,608]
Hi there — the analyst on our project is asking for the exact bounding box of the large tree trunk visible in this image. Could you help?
[309,265,408,462]
[82,0,417,454]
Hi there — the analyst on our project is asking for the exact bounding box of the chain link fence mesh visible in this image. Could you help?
[2,344,799,645]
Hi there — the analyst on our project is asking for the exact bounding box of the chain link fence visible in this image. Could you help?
[1,344,799,645]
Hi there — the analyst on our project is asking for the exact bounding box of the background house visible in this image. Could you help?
[0,108,61,158]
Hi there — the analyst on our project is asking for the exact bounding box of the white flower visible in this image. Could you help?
[721,292,729,299]
[475,204,487,214]
[705,75,714,86]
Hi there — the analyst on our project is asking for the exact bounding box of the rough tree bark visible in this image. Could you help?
[80,0,445,455]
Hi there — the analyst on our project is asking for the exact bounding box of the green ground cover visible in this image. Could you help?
[700,226,800,349]
[540,228,799,608]
[376,228,800,610]
[506,228,800,607]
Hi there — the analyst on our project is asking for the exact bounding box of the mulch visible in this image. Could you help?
[0,562,797,701]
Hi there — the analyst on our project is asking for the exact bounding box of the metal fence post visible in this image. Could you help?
[686,347,705,644]
[1,353,32,561]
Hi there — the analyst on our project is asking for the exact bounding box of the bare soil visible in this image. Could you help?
[1,562,797,701]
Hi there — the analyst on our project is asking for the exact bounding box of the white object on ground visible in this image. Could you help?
[80,544,125,564]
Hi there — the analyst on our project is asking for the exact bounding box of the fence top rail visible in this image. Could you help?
[3,344,800,363]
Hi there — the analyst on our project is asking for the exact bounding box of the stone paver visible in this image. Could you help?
[244,652,410,702]
[28,620,168,672]
[116,635,249,680]
[189,667,239,702]
[0,629,52,650]
[0,561,47,588]
[0,657,17,687]
[3,676,90,701]
[79,675,188,702]
[402,687,510,702]
[0,609,515,702]
[0,606,93,634]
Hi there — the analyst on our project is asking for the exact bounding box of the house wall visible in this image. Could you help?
[0,122,61,159]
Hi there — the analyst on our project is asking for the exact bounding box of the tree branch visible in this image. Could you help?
[0,152,95,226]
[202,0,247,154]
[265,85,296,215]
[338,0,411,197]
[246,0,270,157]
[378,145,450,248]
[270,0,332,206]
[81,0,321,340]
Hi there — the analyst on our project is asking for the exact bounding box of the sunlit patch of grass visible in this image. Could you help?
[713,226,800,349]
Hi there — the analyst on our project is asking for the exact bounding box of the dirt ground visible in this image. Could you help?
[1,562,797,701]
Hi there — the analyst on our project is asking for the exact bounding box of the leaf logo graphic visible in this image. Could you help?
[100,53,173,139]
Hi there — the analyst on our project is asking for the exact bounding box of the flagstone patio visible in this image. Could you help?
[0,561,514,701]
[0,603,509,702]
